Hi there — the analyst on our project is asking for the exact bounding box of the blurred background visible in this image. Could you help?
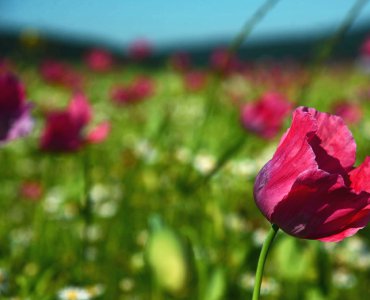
[1,1,370,299]
[1,0,370,60]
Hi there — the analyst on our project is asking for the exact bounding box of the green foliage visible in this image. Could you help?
[1,59,370,299]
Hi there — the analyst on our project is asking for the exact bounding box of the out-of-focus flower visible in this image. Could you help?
[193,154,215,174]
[119,278,135,292]
[79,224,102,242]
[332,269,356,289]
[254,107,370,242]
[360,36,370,58]
[84,48,113,72]
[136,229,149,246]
[175,147,192,163]
[131,76,154,99]
[94,200,118,218]
[252,228,268,246]
[134,139,158,163]
[249,60,306,91]
[224,213,251,233]
[239,272,280,296]
[222,74,252,106]
[240,92,291,139]
[40,93,110,152]
[210,48,242,75]
[111,76,154,105]
[57,287,91,300]
[39,59,83,89]
[10,228,33,251]
[43,186,65,214]
[110,85,131,105]
[23,262,39,277]
[20,180,43,201]
[333,101,363,125]
[333,236,370,270]
[89,184,110,204]
[0,72,33,144]
[131,252,145,271]
[183,71,207,92]
[128,39,152,60]
[358,36,370,73]
[170,52,191,72]
[87,284,105,298]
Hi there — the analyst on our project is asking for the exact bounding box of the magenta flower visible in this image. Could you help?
[84,48,113,72]
[210,48,241,75]
[170,52,191,73]
[128,39,152,61]
[183,71,207,92]
[251,62,305,90]
[0,72,33,144]
[110,86,132,105]
[40,93,110,152]
[240,92,291,139]
[20,180,43,201]
[111,76,154,105]
[333,101,363,125]
[131,77,155,99]
[40,59,83,89]
[254,107,370,242]
[361,36,370,58]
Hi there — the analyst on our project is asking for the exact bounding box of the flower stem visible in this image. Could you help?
[252,224,279,300]
[229,0,280,53]
[81,149,92,261]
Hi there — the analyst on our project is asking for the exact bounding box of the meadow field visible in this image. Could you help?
[1,39,370,300]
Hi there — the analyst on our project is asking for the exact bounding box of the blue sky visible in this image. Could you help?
[0,0,369,49]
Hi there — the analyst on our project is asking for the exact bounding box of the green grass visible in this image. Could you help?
[1,59,370,299]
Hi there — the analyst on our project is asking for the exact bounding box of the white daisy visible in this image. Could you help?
[57,287,91,300]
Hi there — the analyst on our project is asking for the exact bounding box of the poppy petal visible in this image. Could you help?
[349,156,370,193]
[254,108,318,218]
[86,121,110,144]
[68,93,92,127]
[302,107,356,170]
[272,169,370,241]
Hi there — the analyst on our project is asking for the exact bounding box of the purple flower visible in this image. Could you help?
[0,73,33,144]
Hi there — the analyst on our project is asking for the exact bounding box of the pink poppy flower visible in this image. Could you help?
[254,107,370,242]
[360,36,370,58]
[0,72,33,144]
[170,52,191,72]
[210,48,241,75]
[40,59,83,89]
[40,93,110,152]
[111,76,154,105]
[20,181,43,201]
[240,92,292,139]
[131,77,154,99]
[333,101,363,125]
[110,86,133,104]
[128,39,152,61]
[250,61,306,91]
[183,71,207,92]
[85,48,113,72]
